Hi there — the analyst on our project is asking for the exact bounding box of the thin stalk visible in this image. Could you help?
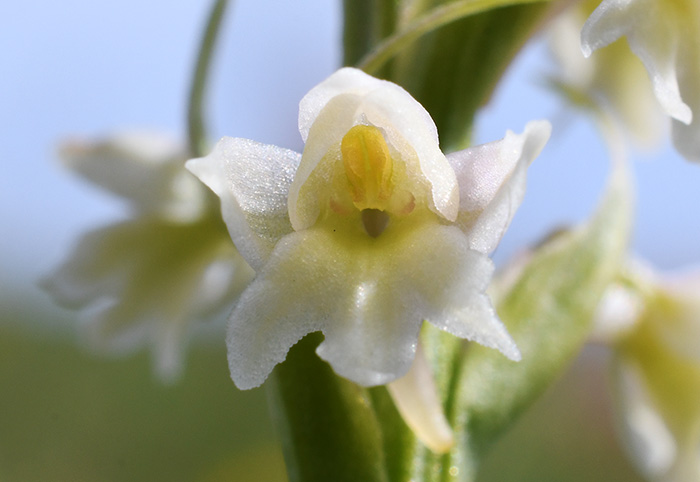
[187,0,229,158]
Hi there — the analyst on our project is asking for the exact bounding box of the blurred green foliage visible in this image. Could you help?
[0,301,643,482]
[0,306,286,482]
[478,348,644,482]
[344,0,553,151]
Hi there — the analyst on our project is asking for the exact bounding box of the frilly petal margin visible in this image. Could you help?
[186,138,301,270]
[448,120,551,254]
[226,221,518,389]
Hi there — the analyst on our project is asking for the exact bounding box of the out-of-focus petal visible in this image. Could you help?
[41,217,254,382]
[671,43,700,161]
[60,131,207,221]
[612,357,678,478]
[592,284,644,342]
[581,0,700,161]
[549,2,665,147]
[604,261,700,481]
[650,271,700,363]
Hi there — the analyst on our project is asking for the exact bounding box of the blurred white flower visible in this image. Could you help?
[58,131,207,221]
[187,67,551,391]
[42,132,254,382]
[549,0,664,147]
[581,0,700,161]
[598,264,700,481]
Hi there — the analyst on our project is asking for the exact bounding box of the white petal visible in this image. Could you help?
[591,284,644,343]
[289,93,364,230]
[186,137,301,270]
[580,0,636,58]
[626,19,692,125]
[581,0,692,124]
[361,87,459,221]
[60,131,206,222]
[581,0,700,160]
[298,67,383,142]
[41,222,135,310]
[426,269,521,363]
[227,222,517,389]
[387,343,455,453]
[550,4,666,147]
[448,120,551,254]
[290,68,459,229]
[612,356,677,478]
[41,218,252,382]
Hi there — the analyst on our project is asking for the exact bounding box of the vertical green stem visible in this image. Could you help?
[267,333,389,482]
[187,0,229,158]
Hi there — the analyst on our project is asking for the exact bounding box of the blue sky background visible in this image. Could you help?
[3,0,700,321]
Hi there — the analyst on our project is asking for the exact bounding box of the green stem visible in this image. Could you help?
[187,0,229,158]
[267,334,388,482]
[356,0,551,74]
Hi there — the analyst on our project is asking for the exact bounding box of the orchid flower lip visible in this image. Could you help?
[186,67,551,390]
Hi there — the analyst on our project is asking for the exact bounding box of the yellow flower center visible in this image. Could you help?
[341,124,394,212]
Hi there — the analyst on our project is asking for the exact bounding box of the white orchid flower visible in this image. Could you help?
[549,0,664,147]
[581,0,700,161]
[59,131,208,222]
[187,68,551,392]
[597,264,700,481]
[42,132,254,382]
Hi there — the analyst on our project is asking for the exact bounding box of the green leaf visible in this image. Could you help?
[357,0,551,74]
[342,0,399,69]
[442,163,634,480]
[348,0,554,151]
[368,386,423,482]
[269,330,467,482]
[388,1,552,151]
[267,333,388,482]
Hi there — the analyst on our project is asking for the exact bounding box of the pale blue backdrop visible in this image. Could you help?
[3,0,699,325]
